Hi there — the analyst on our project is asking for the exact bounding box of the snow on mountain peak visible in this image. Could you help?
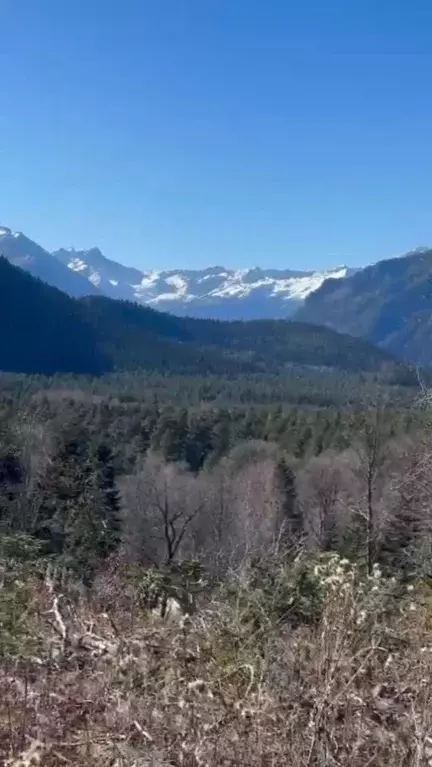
[1,224,353,320]
[0,226,21,239]
[69,258,88,272]
[50,247,352,320]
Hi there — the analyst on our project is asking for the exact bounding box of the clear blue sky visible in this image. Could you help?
[1,0,432,271]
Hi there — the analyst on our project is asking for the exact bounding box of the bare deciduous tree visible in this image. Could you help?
[196,458,237,575]
[11,408,54,532]
[120,455,206,568]
[349,400,394,573]
[297,452,346,552]
[231,457,281,560]
[121,448,295,578]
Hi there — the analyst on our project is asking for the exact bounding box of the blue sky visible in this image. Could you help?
[1,0,432,271]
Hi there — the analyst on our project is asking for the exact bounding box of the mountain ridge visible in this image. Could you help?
[1,225,354,319]
[0,255,408,381]
[5,225,432,366]
[295,247,432,366]
[0,227,99,297]
[52,244,352,319]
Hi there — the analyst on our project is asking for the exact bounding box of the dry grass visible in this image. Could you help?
[1,558,432,766]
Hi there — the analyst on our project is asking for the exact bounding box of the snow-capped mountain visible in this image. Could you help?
[0,227,99,298]
[52,246,352,320]
[0,226,352,318]
[53,247,143,298]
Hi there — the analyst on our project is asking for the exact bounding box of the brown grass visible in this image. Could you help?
[1,559,432,766]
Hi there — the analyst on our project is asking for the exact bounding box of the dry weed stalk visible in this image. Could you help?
[0,556,431,765]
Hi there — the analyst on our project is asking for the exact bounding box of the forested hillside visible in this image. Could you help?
[296,248,432,365]
[0,257,107,375]
[0,256,411,379]
[80,294,407,376]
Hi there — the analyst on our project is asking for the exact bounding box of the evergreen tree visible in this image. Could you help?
[34,424,121,580]
[186,413,215,471]
[274,458,301,544]
[92,441,121,550]
[35,425,90,555]
[152,408,189,463]
[62,441,121,581]
[295,424,313,458]
[208,413,231,466]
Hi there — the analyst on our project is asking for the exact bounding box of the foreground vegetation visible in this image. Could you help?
[1,374,432,764]
[2,546,432,766]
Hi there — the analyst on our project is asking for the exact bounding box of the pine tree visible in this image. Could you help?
[35,424,90,555]
[62,441,121,581]
[274,458,301,545]
[186,413,214,471]
[34,423,121,581]
[152,408,189,463]
[0,420,23,529]
[208,414,231,466]
[92,441,121,553]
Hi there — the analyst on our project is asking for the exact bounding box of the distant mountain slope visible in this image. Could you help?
[81,295,401,375]
[0,226,352,319]
[54,247,143,296]
[0,257,406,379]
[0,227,99,297]
[0,257,106,375]
[53,246,351,319]
[295,248,432,365]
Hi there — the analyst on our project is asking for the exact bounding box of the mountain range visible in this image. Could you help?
[52,245,351,320]
[2,225,432,367]
[0,255,407,381]
[0,226,352,319]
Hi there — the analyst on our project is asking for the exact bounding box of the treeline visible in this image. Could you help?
[0,390,417,472]
[0,367,420,411]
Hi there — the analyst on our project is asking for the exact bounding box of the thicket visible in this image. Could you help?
[0,385,432,764]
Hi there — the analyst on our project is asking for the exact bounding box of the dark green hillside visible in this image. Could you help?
[81,295,407,376]
[296,248,432,366]
[0,256,413,380]
[0,257,106,375]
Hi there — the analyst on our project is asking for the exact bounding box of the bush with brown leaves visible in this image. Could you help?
[1,554,432,766]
